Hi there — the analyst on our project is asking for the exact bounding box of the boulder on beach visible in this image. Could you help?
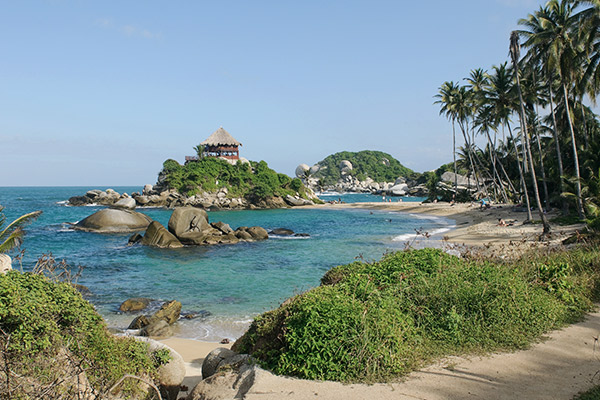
[73,208,152,233]
[284,195,312,206]
[141,221,183,248]
[136,337,186,400]
[168,207,210,237]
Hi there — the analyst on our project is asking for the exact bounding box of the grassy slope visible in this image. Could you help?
[233,246,600,383]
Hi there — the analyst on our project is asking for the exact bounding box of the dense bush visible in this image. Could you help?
[234,247,600,383]
[0,271,163,398]
[312,150,417,186]
[160,157,311,200]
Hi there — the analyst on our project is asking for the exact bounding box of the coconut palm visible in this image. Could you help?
[0,206,42,253]
[485,63,533,220]
[511,31,551,234]
[518,0,586,218]
[435,81,460,195]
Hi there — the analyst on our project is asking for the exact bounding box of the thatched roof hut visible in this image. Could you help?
[200,127,242,147]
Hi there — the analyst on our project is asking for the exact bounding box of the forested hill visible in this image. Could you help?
[312,150,417,186]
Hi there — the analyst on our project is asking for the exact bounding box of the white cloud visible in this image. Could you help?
[95,18,163,41]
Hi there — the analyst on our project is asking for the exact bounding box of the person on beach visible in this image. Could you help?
[498,218,507,227]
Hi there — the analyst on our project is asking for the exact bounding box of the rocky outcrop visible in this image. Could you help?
[140,221,184,248]
[131,207,269,248]
[73,209,152,233]
[68,186,316,210]
[129,300,182,339]
[168,207,210,237]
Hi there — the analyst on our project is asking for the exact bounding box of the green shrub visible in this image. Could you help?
[312,150,417,186]
[159,157,312,202]
[235,246,600,383]
[0,271,160,398]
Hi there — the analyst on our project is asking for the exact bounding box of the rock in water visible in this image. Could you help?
[113,197,136,210]
[168,207,210,238]
[151,300,182,325]
[141,221,183,248]
[269,228,295,236]
[246,226,268,240]
[119,297,151,312]
[73,209,152,233]
[141,320,172,338]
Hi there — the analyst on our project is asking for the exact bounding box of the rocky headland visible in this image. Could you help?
[68,158,320,210]
[295,150,429,197]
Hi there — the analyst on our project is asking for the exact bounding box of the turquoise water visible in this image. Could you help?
[0,187,452,341]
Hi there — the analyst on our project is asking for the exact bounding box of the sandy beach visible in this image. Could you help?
[163,202,595,399]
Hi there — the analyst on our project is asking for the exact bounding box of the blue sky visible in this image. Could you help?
[1,0,547,186]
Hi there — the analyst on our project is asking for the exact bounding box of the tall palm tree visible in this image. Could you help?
[519,0,586,218]
[511,31,551,234]
[435,81,460,195]
[486,63,533,219]
[0,206,42,253]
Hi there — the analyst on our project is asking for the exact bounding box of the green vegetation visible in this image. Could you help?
[575,385,600,400]
[312,150,417,187]
[233,246,600,383]
[435,0,600,233]
[160,157,311,201]
[0,270,163,398]
[0,206,42,253]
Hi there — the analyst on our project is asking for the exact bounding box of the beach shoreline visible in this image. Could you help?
[162,201,590,398]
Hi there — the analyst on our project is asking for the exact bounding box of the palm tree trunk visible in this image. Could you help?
[533,104,550,211]
[485,130,509,203]
[515,68,550,234]
[562,83,585,219]
[508,123,533,222]
[549,84,569,214]
[452,120,458,196]
[459,121,480,195]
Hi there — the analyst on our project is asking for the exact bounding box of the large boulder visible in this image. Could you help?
[136,337,186,400]
[141,320,172,338]
[284,195,312,206]
[295,164,309,178]
[113,197,136,210]
[0,254,12,274]
[141,221,183,248]
[168,207,211,238]
[151,300,182,325]
[388,183,408,196]
[202,348,236,379]
[339,160,353,173]
[68,195,93,206]
[73,209,152,233]
[246,226,268,241]
[119,297,151,312]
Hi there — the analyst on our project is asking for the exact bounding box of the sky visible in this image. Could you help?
[0,0,548,186]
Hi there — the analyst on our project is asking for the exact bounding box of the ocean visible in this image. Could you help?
[0,187,454,341]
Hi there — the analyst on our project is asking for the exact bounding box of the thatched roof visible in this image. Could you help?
[200,127,242,147]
